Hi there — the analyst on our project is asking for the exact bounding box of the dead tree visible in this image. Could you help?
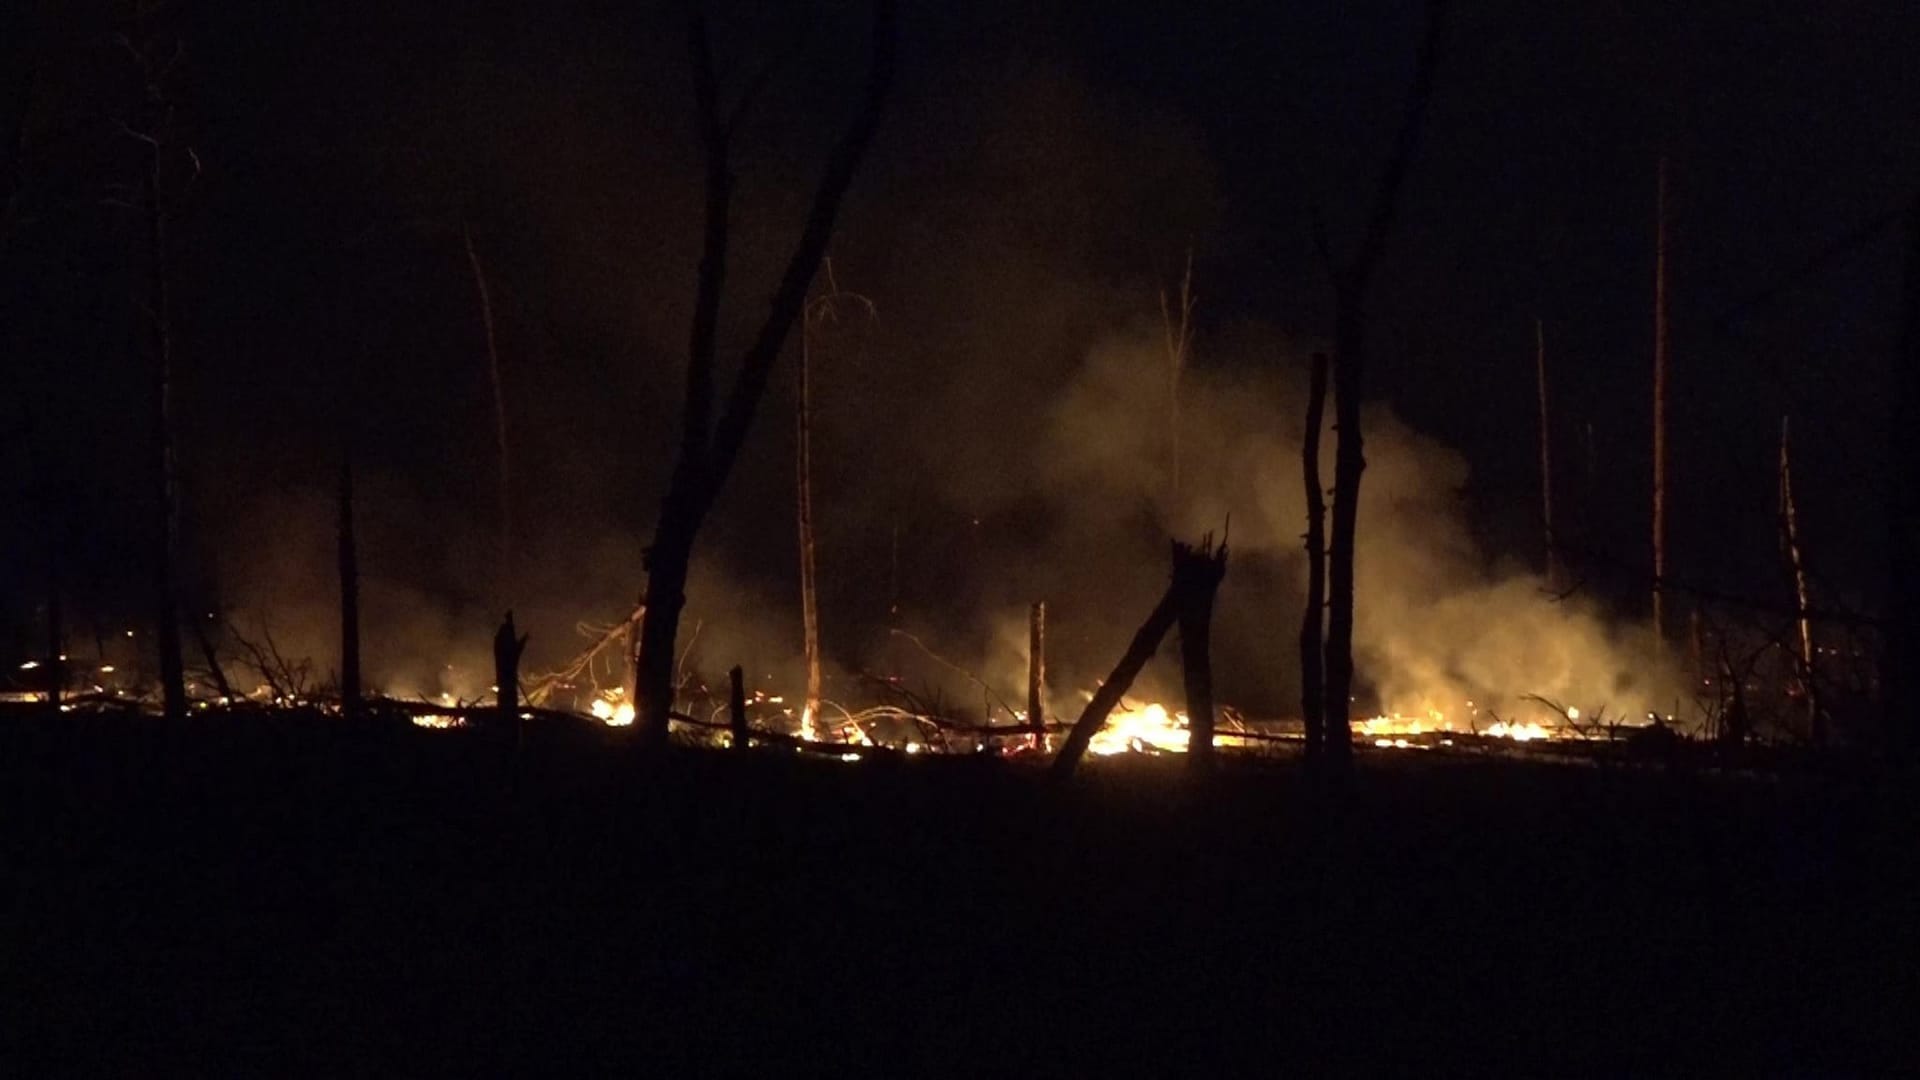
[1313,0,1449,769]
[1779,417,1821,746]
[1889,192,1920,760]
[116,35,196,725]
[461,221,512,597]
[1028,601,1046,751]
[1652,156,1672,645]
[1160,250,1194,503]
[1178,536,1229,774]
[796,262,876,736]
[634,2,896,747]
[1536,317,1557,590]
[339,452,362,721]
[1299,352,1330,760]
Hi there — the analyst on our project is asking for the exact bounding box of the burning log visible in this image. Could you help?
[1178,535,1228,773]
[1300,352,1330,762]
[1051,539,1207,781]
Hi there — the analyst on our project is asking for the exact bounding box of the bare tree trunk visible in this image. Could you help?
[635,2,896,747]
[797,310,821,737]
[1299,352,1330,761]
[1317,0,1449,771]
[339,452,362,721]
[1779,416,1822,747]
[1161,250,1194,504]
[462,222,511,596]
[1652,156,1670,645]
[145,137,186,724]
[1050,573,1183,782]
[494,611,527,729]
[1028,601,1046,752]
[1891,193,1920,760]
[1178,537,1228,774]
[1536,317,1557,590]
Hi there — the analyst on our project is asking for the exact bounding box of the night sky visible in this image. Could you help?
[4,1,1916,703]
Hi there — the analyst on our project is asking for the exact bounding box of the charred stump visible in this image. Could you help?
[494,610,528,730]
[1178,536,1229,774]
[1028,601,1047,751]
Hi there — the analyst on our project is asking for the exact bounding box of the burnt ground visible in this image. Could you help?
[2,713,1915,1074]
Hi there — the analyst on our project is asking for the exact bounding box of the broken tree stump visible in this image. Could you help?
[493,610,528,730]
[1028,601,1046,752]
[729,664,748,752]
[1177,536,1228,774]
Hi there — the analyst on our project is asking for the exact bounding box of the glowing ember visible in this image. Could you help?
[412,714,464,729]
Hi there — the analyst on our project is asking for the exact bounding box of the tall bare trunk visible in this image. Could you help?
[462,222,511,597]
[1161,250,1194,504]
[1318,0,1448,770]
[1891,193,1920,759]
[1779,416,1821,746]
[339,452,361,720]
[1652,156,1670,645]
[145,137,186,723]
[1299,352,1330,760]
[728,664,748,751]
[634,0,896,747]
[797,314,822,737]
[1536,317,1557,590]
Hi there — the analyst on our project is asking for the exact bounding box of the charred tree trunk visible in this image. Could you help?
[729,664,748,751]
[1652,156,1671,646]
[797,314,822,737]
[144,134,186,724]
[1315,0,1448,771]
[635,2,896,747]
[1178,537,1229,774]
[494,611,527,729]
[1299,351,1330,761]
[462,222,512,597]
[1028,601,1047,751]
[339,452,362,721]
[1779,417,1822,747]
[1050,573,1183,782]
[1161,250,1194,504]
[1536,318,1557,590]
[1888,193,1920,760]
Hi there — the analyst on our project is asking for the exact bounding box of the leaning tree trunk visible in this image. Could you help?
[634,2,896,747]
[1050,568,1183,782]
[1299,352,1330,761]
[1778,416,1820,747]
[144,134,187,724]
[462,222,512,598]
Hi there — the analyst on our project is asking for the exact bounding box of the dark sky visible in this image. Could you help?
[4,1,1916,701]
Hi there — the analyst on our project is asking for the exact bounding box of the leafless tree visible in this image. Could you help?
[1312,0,1450,768]
[633,3,898,747]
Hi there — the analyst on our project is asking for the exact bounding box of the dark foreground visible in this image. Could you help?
[3,715,1915,1074]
